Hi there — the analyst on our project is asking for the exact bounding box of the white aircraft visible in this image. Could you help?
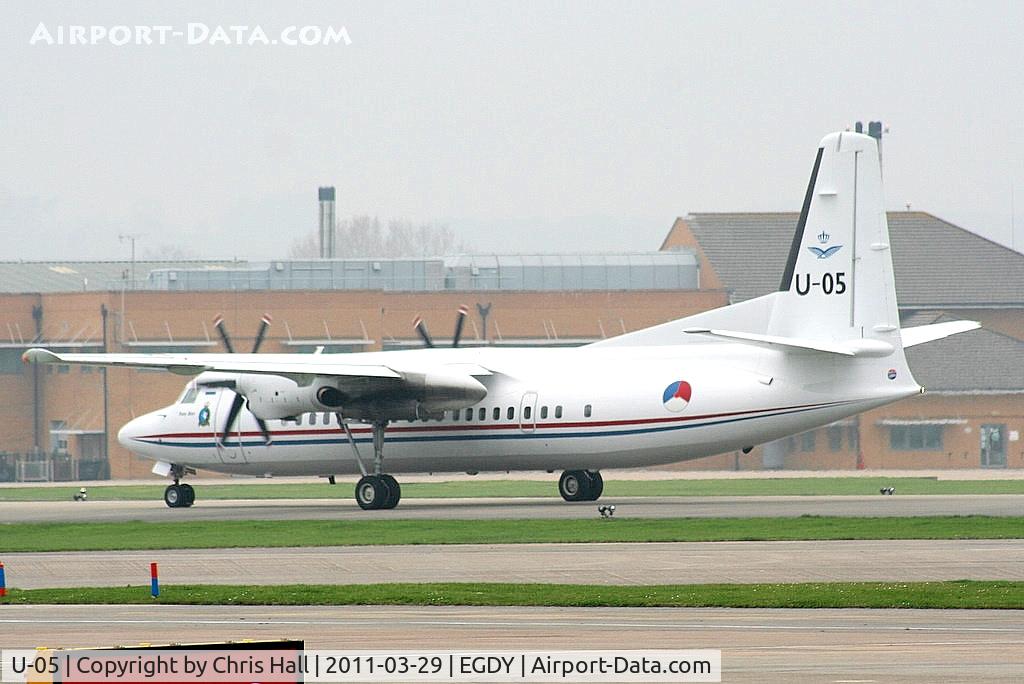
[24,132,978,510]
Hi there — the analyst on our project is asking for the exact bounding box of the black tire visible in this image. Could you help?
[558,470,587,502]
[583,470,603,501]
[163,484,182,508]
[380,474,401,509]
[355,475,389,510]
[180,483,195,507]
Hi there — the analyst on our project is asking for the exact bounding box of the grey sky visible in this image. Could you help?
[2,1,1022,260]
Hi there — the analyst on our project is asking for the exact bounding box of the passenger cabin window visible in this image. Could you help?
[493,407,500,420]
[309,413,317,426]
[584,404,592,418]
[479,407,486,421]
[555,405,563,419]
[524,406,532,420]
[180,387,199,404]
[540,406,548,419]
[322,413,331,424]
[507,406,515,420]
[296,414,304,426]
[466,408,473,421]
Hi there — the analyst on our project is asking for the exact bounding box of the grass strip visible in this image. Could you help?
[1,516,1020,553]
[4,581,1023,609]
[3,477,1024,502]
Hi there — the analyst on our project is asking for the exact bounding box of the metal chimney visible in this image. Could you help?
[318,186,336,258]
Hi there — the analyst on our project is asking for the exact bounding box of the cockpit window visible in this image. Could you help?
[180,387,200,404]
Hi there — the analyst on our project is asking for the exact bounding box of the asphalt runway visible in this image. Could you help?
[2,605,1022,682]
[4,493,1024,523]
[5,539,1023,589]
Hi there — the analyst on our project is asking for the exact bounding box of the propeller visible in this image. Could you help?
[212,314,273,446]
[412,316,435,348]
[452,305,468,348]
[413,306,469,349]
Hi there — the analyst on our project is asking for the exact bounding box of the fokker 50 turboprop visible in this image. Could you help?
[24,132,978,510]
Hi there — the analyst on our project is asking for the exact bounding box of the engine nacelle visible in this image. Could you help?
[234,375,343,420]
[227,370,487,421]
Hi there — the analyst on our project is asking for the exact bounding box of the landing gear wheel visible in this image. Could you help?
[163,484,193,508]
[355,475,390,510]
[583,470,603,501]
[559,470,588,502]
[380,474,401,509]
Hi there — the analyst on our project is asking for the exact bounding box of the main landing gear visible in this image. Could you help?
[163,465,195,508]
[559,469,603,502]
[340,417,402,510]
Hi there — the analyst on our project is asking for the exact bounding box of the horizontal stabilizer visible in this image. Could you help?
[683,328,895,358]
[901,320,980,348]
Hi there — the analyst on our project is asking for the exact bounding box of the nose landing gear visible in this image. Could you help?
[163,465,195,508]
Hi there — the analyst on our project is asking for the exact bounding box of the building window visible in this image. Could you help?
[478,407,486,421]
[540,406,548,419]
[890,425,943,451]
[555,405,563,419]
[58,365,70,374]
[0,349,26,375]
[507,406,515,420]
[82,365,93,374]
[828,426,843,451]
[848,424,859,451]
[801,431,816,452]
[584,404,592,418]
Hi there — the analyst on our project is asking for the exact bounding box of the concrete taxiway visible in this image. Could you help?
[4,493,1024,523]
[4,539,1023,589]
[2,605,1022,683]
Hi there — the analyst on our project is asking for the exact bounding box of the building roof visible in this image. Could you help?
[665,212,1024,307]
[906,320,1024,392]
[0,260,243,294]
[0,253,699,294]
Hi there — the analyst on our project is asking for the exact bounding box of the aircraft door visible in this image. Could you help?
[212,388,247,464]
[519,391,538,433]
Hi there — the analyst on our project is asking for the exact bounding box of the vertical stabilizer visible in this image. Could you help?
[769,132,900,345]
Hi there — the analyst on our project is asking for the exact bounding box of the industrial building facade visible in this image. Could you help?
[1,212,1021,479]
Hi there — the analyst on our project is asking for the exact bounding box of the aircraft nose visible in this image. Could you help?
[118,413,158,449]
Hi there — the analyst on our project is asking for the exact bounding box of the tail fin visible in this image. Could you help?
[769,132,898,342]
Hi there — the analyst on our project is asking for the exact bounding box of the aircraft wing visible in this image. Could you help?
[21,348,402,380]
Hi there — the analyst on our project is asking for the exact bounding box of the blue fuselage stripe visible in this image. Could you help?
[136,403,838,449]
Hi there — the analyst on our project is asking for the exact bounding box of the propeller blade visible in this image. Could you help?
[255,417,272,445]
[251,314,272,353]
[452,305,468,348]
[212,315,235,354]
[218,392,245,447]
[413,316,435,348]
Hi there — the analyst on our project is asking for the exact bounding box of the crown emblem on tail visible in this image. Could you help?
[817,230,830,244]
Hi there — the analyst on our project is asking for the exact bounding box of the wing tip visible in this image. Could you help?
[22,348,60,365]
